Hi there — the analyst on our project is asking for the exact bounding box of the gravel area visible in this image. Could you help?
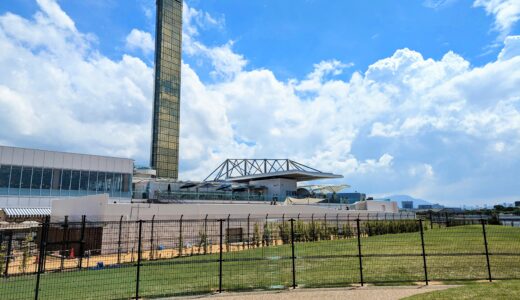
[169,285,458,300]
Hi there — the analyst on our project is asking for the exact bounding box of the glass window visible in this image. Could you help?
[122,174,130,193]
[113,173,122,193]
[10,166,21,189]
[88,171,97,192]
[51,169,61,190]
[70,170,80,190]
[106,173,113,192]
[97,172,106,192]
[20,167,32,189]
[80,171,89,191]
[42,168,52,190]
[31,168,42,189]
[0,165,10,188]
[61,169,71,191]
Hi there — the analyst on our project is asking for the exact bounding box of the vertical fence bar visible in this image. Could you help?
[179,215,183,256]
[35,216,50,300]
[356,219,364,286]
[481,220,492,282]
[150,215,155,260]
[136,220,143,300]
[227,214,230,251]
[336,213,339,237]
[60,216,68,271]
[78,215,86,269]
[4,231,12,277]
[219,219,223,293]
[419,219,428,285]
[290,219,297,289]
[247,214,250,249]
[117,215,123,264]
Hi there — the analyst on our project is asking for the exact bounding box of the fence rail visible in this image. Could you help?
[0,214,519,299]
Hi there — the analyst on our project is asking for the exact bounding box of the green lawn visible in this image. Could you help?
[405,280,520,299]
[1,225,519,299]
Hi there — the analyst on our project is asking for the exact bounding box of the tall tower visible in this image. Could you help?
[151,0,182,178]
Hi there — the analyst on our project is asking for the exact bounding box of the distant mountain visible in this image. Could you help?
[384,195,433,208]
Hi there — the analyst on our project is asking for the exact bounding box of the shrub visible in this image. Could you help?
[197,231,208,254]
[252,223,261,247]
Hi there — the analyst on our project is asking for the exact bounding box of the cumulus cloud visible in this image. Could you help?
[1,1,520,205]
[474,0,520,37]
[125,29,154,54]
[498,35,520,59]
[0,0,153,161]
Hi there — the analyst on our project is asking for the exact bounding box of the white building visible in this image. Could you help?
[0,145,133,208]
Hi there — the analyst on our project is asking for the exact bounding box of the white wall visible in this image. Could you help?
[51,195,412,222]
[249,178,297,200]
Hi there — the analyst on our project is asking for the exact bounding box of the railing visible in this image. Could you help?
[0,215,519,299]
[157,191,266,202]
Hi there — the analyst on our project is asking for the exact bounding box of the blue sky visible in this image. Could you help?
[0,0,519,206]
[0,0,512,76]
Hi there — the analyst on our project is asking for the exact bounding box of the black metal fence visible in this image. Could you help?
[1,215,519,299]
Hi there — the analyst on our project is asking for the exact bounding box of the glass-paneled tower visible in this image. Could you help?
[151,0,182,179]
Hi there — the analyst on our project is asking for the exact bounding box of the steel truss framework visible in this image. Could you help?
[204,159,324,182]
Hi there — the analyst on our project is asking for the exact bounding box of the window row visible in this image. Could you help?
[0,165,131,196]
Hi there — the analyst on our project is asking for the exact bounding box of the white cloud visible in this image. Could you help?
[125,29,154,54]
[498,35,520,59]
[0,0,153,161]
[474,0,520,37]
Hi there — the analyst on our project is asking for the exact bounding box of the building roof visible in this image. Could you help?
[2,207,51,218]
[224,170,343,183]
[204,159,343,183]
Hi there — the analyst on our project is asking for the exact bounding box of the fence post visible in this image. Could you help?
[419,219,428,285]
[247,214,250,249]
[4,231,13,277]
[481,219,492,282]
[179,215,183,256]
[227,214,231,251]
[35,216,50,300]
[356,219,364,286]
[324,214,327,236]
[429,211,433,229]
[150,215,155,260]
[136,220,143,300]
[219,219,223,293]
[117,215,123,264]
[336,213,339,238]
[60,216,68,271]
[78,215,86,269]
[311,214,315,241]
[204,214,208,253]
[290,218,297,289]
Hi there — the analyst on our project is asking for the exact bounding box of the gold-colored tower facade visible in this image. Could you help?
[151,0,182,178]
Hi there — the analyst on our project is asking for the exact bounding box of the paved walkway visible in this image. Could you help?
[171,285,458,300]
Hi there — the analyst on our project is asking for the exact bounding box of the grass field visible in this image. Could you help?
[405,280,520,299]
[1,225,519,299]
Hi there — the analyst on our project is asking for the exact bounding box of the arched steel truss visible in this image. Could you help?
[204,159,324,182]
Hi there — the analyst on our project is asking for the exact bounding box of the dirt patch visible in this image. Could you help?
[169,285,459,300]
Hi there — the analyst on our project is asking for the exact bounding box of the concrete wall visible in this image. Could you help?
[249,178,297,200]
[51,195,411,222]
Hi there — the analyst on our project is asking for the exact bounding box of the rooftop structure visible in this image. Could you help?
[204,159,343,183]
